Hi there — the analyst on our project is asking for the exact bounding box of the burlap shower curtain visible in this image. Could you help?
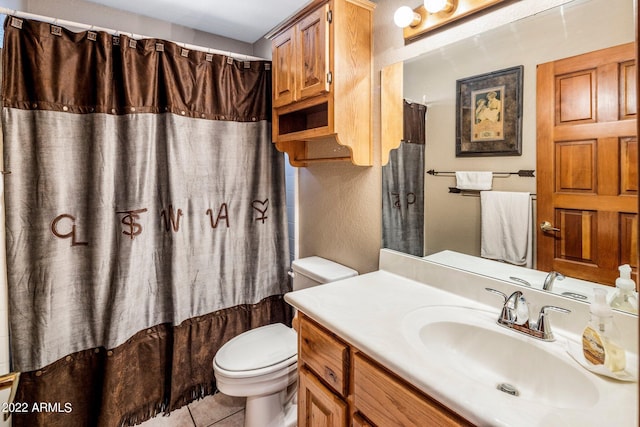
[1,16,291,427]
[382,100,426,257]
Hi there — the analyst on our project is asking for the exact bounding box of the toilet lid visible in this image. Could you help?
[215,323,297,372]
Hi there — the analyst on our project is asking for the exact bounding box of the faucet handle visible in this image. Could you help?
[485,287,507,302]
[485,288,527,325]
[535,305,571,341]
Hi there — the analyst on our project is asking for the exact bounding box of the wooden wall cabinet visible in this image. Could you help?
[297,313,474,427]
[268,0,375,167]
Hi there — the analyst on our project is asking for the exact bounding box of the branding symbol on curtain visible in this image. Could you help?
[51,199,271,245]
[117,208,148,240]
[390,192,416,209]
[252,199,269,223]
[51,214,89,246]
[160,205,183,232]
[206,203,230,229]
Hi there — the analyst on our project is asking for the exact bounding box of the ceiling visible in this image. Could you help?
[86,0,308,43]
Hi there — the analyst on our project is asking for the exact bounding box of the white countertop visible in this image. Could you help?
[285,251,638,427]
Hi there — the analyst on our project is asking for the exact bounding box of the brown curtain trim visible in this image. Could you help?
[2,16,272,122]
[403,100,427,145]
[11,295,292,427]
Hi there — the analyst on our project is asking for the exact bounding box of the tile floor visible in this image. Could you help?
[137,392,245,427]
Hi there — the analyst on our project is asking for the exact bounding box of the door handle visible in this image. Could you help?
[540,221,560,232]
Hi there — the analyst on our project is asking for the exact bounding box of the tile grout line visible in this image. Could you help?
[206,408,244,427]
[186,405,198,427]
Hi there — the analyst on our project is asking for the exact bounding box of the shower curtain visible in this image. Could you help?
[382,100,426,257]
[1,16,290,427]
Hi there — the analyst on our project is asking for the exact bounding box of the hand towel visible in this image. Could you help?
[455,171,493,190]
[480,191,532,267]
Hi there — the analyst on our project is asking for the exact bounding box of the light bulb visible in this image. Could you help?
[424,0,453,14]
[394,6,420,28]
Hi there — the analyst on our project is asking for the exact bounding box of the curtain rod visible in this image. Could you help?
[0,7,268,62]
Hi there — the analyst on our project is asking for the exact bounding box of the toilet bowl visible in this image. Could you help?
[213,323,298,427]
[213,257,358,427]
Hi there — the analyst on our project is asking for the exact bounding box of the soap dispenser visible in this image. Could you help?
[608,264,638,314]
[582,288,626,372]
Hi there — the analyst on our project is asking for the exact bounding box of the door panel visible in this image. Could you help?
[554,140,596,192]
[621,137,638,194]
[537,42,638,286]
[620,61,637,118]
[273,28,296,108]
[556,70,596,123]
[296,4,330,101]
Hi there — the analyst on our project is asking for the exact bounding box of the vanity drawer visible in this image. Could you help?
[353,352,473,427]
[299,315,349,397]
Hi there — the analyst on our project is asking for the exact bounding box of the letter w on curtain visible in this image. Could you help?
[1,17,290,427]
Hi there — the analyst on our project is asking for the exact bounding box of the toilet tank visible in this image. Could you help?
[291,256,358,291]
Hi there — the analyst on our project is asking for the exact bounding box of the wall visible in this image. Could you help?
[404,0,634,257]
[296,0,636,274]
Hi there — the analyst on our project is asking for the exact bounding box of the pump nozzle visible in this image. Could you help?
[591,288,613,318]
[619,264,632,279]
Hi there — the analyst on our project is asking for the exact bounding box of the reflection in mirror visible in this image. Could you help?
[381,0,638,314]
[382,101,426,257]
[424,250,638,315]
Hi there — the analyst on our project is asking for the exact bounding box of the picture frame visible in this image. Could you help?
[455,66,523,157]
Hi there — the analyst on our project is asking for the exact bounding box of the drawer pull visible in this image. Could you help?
[325,367,337,384]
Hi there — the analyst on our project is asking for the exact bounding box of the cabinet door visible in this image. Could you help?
[296,4,330,101]
[299,367,348,427]
[273,27,296,108]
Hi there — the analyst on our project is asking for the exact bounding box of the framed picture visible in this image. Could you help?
[455,66,523,157]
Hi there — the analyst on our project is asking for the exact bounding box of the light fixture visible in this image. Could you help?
[423,0,455,14]
[394,5,422,28]
[394,0,509,42]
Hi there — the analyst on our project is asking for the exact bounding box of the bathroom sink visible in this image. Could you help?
[402,305,600,410]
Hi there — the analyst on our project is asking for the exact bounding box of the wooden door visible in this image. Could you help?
[296,4,330,101]
[298,367,347,427]
[537,42,638,286]
[272,27,296,108]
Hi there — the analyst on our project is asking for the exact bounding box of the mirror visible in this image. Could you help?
[381,0,638,314]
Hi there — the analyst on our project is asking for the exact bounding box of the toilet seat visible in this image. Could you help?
[214,323,297,379]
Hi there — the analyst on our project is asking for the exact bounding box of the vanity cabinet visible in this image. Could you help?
[297,313,474,427]
[268,0,375,167]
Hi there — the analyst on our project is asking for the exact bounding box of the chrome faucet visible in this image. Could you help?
[485,288,570,341]
[543,271,565,291]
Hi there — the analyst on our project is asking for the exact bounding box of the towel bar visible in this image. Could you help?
[427,169,534,177]
[447,186,537,198]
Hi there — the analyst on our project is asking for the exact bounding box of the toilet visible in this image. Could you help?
[212,256,358,427]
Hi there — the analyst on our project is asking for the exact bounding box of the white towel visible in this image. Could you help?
[480,191,532,267]
[455,171,493,190]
